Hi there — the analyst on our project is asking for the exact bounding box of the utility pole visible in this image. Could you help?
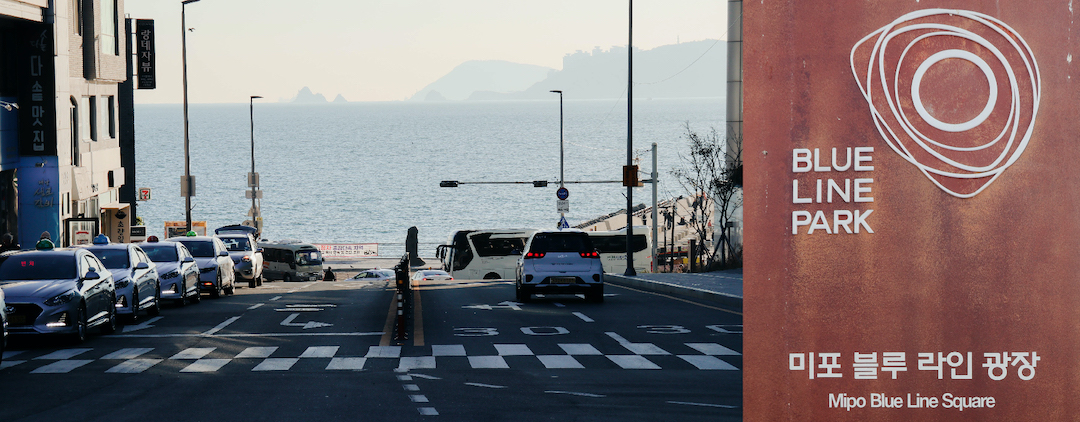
[624,0,636,276]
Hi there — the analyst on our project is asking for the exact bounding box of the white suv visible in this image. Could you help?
[515,229,604,302]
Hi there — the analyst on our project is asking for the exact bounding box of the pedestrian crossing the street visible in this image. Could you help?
[1,341,740,375]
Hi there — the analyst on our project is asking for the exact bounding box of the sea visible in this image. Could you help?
[134,98,726,257]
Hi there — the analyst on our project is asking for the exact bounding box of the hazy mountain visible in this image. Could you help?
[291,87,328,104]
[416,40,725,101]
[332,94,348,103]
[409,60,554,101]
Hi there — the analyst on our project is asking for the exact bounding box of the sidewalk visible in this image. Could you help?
[604,268,743,310]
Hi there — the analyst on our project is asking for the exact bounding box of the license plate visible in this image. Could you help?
[309,275,318,281]
[550,277,577,284]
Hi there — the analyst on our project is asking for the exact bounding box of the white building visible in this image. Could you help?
[0,0,130,247]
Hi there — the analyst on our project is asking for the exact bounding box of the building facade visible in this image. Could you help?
[0,0,130,248]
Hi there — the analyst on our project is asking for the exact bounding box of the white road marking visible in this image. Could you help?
[366,346,402,358]
[572,312,594,322]
[326,357,366,370]
[464,382,507,389]
[403,384,421,391]
[31,360,93,373]
[545,390,606,398]
[280,313,333,329]
[538,355,584,369]
[0,360,25,369]
[114,332,383,338]
[180,359,231,373]
[409,395,429,403]
[410,373,442,380]
[468,356,509,369]
[35,348,92,360]
[203,316,241,335]
[253,358,299,371]
[170,347,216,360]
[417,407,439,416]
[247,303,264,310]
[399,357,436,370]
[101,348,154,360]
[236,347,278,359]
[397,375,412,381]
[299,346,339,358]
[2,350,25,359]
[269,296,282,301]
[494,344,533,356]
[667,401,740,409]
[105,359,162,373]
[678,355,739,370]
[559,343,603,355]
[123,316,164,333]
[431,344,467,356]
[607,355,661,370]
[606,332,670,355]
[686,343,741,356]
[553,302,565,308]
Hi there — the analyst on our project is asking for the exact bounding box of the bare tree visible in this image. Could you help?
[670,123,743,270]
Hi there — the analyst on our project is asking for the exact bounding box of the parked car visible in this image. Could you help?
[412,269,453,281]
[140,240,201,305]
[216,232,263,287]
[168,235,235,298]
[0,246,118,342]
[262,242,323,282]
[1,286,7,364]
[351,269,396,281]
[515,229,604,302]
[84,236,161,322]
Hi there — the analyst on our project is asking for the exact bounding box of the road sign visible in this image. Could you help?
[137,187,151,201]
[557,199,569,213]
[558,216,570,229]
[556,186,569,200]
[247,172,259,187]
[245,190,264,199]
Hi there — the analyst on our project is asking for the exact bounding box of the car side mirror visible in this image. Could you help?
[256,248,264,253]
[83,271,101,281]
[218,250,229,257]
[183,257,195,263]
[135,262,150,270]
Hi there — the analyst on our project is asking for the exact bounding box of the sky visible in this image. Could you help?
[123,0,728,104]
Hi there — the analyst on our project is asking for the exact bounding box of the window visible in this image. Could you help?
[101,0,118,55]
[107,96,115,138]
[74,0,84,36]
[70,97,80,166]
[88,96,97,141]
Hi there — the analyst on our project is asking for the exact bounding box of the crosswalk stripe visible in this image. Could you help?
[35,348,92,360]
[430,344,466,356]
[678,355,739,370]
[538,355,584,369]
[685,343,741,356]
[180,359,231,373]
[607,355,661,370]
[2,350,25,359]
[365,346,401,358]
[106,359,162,373]
[236,347,279,359]
[559,343,603,355]
[468,356,509,369]
[31,360,94,373]
[253,358,298,371]
[0,360,25,370]
[170,348,215,360]
[621,343,670,355]
[399,356,436,370]
[326,357,367,370]
[300,346,339,358]
[494,344,533,356]
[102,348,154,360]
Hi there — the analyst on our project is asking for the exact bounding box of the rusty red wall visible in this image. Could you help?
[744,1,1080,420]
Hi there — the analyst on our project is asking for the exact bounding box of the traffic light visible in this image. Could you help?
[622,165,641,187]
[532,180,549,187]
[439,180,459,188]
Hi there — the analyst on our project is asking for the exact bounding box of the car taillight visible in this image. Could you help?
[524,252,546,259]
[580,251,600,258]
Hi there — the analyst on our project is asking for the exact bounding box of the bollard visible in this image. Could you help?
[393,253,411,341]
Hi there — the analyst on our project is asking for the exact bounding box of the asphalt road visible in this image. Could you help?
[0,276,742,421]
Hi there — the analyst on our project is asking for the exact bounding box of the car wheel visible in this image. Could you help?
[210,274,221,299]
[70,304,88,344]
[283,273,292,283]
[587,285,604,303]
[129,290,140,323]
[148,283,161,316]
[248,274,257,288]
[516,282,531,302]
[484,272,500,280]
[256,275,263,286]
[225,275,235,295]
[176,281,187,307]
[101,298,118,334]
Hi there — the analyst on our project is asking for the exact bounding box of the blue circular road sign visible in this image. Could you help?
[556,187,569,200]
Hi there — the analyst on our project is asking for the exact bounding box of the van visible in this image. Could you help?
[261,241,324,282]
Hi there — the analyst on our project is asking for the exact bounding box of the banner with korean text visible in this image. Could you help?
[744,2,1077,420]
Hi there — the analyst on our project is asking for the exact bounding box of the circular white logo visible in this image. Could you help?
[850,9,1041,198]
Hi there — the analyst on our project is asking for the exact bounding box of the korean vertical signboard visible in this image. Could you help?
[744,2,1077,420]
[19,24,55,156]
[135,19,156,90]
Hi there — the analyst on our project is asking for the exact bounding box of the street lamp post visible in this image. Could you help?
[249,95,262,233]
[550,90,564,188]
[181,0,201,232]
[625,0,636,276]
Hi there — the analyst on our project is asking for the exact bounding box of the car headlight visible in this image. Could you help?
[161,270,180,279]
[115,278,131,288]
[44,290,78,306]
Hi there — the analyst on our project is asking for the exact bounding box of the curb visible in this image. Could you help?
[604,274,743,310]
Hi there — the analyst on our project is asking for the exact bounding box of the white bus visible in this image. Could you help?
[587,226,652,274]
[436,229,537,280]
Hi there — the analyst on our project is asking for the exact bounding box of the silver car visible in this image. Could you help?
[217,233,263,287]
[0,248,117,342]
[351,269,396,282]
[140,240,201,305]
[85,240,161,322]
[516,229,605,303]
[168,235,235,298]
[1,286,7,364]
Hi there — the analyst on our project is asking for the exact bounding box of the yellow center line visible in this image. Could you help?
[379,291,399,346]
[413,278,425,346]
